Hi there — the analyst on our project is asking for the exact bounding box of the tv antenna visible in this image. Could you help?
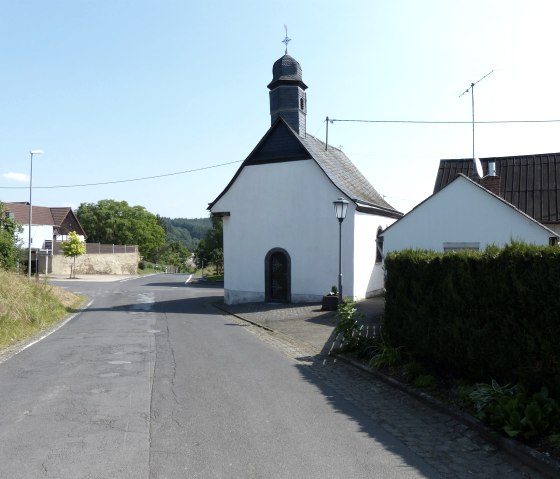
[459,70,494,176]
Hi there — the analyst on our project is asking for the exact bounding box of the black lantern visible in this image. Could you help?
[332,197,348,303]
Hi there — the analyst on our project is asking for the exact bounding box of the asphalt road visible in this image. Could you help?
[0,274,441,478]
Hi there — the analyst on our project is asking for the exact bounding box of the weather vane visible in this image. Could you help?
[282,24,291,54]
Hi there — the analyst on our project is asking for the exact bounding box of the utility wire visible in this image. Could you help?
[329,118,560,124]
[0,160,243,190]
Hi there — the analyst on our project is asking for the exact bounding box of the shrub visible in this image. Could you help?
[368,332,403,371]
[468,380,560,439]
[334,300,365,351]
[414,374,437,389]
[384,243,560,397]
[403,361,425,381]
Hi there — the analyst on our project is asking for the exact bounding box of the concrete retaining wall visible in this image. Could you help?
[50,252,139,275]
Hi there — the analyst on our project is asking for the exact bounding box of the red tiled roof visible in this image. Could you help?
[4,203,55,225]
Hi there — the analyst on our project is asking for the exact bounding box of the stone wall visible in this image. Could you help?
[50,252,139,275]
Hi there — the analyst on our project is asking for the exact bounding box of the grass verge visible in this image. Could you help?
[0,270,83,351]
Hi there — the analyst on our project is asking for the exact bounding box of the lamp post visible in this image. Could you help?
[28,149,43,278]
[333,197,348,304]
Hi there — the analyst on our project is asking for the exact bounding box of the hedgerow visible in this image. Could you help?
[383,242,560,398]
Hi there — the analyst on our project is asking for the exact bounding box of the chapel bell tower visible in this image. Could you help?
[267,40,308,137]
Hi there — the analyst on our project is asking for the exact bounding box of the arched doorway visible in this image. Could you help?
[265,248,291,302]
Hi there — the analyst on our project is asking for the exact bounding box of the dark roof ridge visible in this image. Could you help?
[209,118,401,217]
[434,153,560,224]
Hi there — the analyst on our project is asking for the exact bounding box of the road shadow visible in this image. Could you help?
[143,281,223,289]
[78,296,225,316]
[290,354,443,477]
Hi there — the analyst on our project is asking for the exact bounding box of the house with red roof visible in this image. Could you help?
[5,202,86,252]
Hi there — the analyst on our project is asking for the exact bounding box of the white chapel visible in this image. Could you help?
[209,49,401,305]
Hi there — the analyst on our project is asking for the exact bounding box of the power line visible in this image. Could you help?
[329,118,560,124]
[0,160,243,190]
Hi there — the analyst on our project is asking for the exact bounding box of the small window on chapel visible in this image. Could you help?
[375,227,384,263]
[300,97,304,110]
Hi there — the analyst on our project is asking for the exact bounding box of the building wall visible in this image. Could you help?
[383,177,554,254]
[545,223,560,235]
[17,225,53,249]
[353,212,397,298]
[212,159,356,304]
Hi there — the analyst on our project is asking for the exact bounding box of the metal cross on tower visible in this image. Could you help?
[282,25,291,54]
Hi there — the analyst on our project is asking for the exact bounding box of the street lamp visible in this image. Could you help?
[28,149,43,278]
[333,197,349,304]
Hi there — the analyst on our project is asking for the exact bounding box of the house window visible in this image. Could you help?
[443,242,480,252]
[375,227,384,263]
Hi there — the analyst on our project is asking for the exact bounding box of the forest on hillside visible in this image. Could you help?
[159,217,212,250]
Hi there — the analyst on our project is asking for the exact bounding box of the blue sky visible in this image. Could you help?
[1,1,559,218]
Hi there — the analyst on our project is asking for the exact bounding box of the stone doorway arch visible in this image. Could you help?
[265,248,291,302]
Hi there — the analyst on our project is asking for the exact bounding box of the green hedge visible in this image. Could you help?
[384,243,560,397]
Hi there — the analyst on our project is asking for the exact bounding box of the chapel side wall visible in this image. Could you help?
[214,159,355,304]
[353,212,397,299]
[384,178,553,254]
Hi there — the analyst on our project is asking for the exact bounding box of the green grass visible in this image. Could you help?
[203,274,224,282]
[0,270,83,351]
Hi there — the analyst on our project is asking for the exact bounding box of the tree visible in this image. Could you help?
[0,202,22,270]
[157,241,191,272]
[76,200,165,259]
[210,248,224,275]
[194,216,223,274]
[61,231,86,278]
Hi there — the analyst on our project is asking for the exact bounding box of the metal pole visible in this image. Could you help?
[27,152,33,278]
[338,218,343,304]
[471,83,475,161]
[325,116,329,151]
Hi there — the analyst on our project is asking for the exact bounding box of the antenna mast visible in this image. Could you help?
[459,70,493,164]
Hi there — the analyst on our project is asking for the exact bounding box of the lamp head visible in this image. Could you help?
[333,197,349,220]
[30,149,44,156]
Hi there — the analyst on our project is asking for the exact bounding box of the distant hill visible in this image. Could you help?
[159,217,212,251]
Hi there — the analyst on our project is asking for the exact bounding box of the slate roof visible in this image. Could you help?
[433,153,560,225]
[267,54,307,90]
[209,119,402,218]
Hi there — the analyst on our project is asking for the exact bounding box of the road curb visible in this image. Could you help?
[213,302,275,332]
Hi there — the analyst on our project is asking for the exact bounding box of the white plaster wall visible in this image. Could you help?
[56,234,85,242]
[212,159,355,304]
[384,177,554,254]
[17,225,53,249]
[354,212,397,298]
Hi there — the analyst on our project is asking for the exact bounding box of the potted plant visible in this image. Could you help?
[321,285,339,311]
